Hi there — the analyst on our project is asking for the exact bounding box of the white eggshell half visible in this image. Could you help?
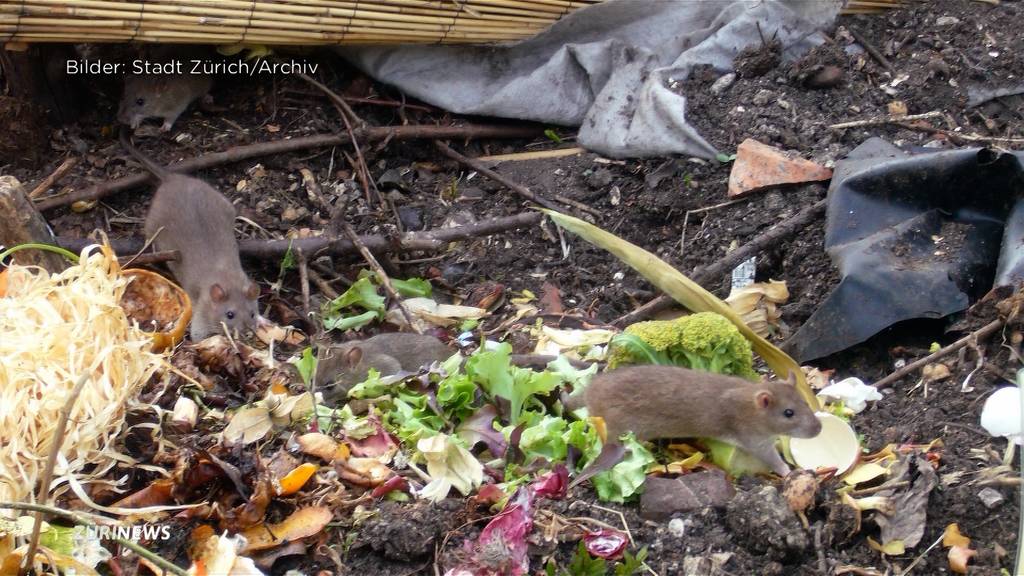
[980,386,1022,444]
[790,412,860,475]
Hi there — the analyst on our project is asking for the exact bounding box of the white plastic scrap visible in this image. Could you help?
[980,386,1022,445]
[816,377,883,414]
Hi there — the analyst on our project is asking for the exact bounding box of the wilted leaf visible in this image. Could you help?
[338,457,393,487]
[418,433,484,501]
[873,454,936,549]
[189,532,264,575]
[239,507,333,553]
[942,523,971,548]
[112,478,174,509]
[584,529,628,560]
[371,475,410,499]
[543,209,817,410]
[843,462,890,486]
[297,433,350,462]
[222,406,273,446]
[531,464,569,500]
[456,404,507,457]
[533,326,615,357]
[389,297,487,329]
[867,536,905,556]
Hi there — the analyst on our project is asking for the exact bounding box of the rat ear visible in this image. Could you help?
[786,370,798,386]
[755,390,774,410]
[209,283,227,303]
[343,346,363,368]
[245,283,260,300]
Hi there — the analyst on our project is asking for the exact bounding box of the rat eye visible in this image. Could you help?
[783,408,795,418]
[226,311,235,320]
[135,97,145,106]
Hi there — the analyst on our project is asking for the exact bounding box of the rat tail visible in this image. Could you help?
[119,126,168,180]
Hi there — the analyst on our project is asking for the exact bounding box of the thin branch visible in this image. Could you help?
[340,221,421,333]
[829,110,943,130]
[434,140,565,212]
[28,156,78,199]
[22,372,92,576]
[36,124,544,212]
[874,319,1004,389]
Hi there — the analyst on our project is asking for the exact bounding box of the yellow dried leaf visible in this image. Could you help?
[221,406,273,446]
[276,463,318,496]
[942,523,971,548]
[653,451,704,474]
[843,462,889,486]
[239,506,332,553]
[867,537,905,556]
[297,432,349,462]
[948,545,976,574]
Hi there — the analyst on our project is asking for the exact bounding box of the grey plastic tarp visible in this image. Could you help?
[338,0,843,159]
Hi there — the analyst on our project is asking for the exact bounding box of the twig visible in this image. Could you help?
[829,111,944,130]
[874,318,1004,389]
[894,121,1024,144]
[613,198,827,327]
[0,503,187,576]
[434,140,565,212]
[848,27,894,72]
[297,247,311,318]
[341,221,421,333]
[553,194,602,217]
[28,156,77,199]
[307,266,340,300]
[36,124,544,212]
[896,531,944,575]
[342,96,433,113]
[679,198,746,254]
[294,72,379,206]
[61,212,542,262]
[22,372,92,576]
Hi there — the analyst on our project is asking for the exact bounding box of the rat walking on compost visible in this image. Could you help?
[120,128,260,340]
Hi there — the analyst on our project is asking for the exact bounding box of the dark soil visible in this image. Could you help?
[2,0,1023,575]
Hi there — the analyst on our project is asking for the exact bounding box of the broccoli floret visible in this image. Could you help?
[607,311,756,379]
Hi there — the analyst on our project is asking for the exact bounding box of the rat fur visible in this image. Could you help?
[121,129,259,340]
[578,365,822,476]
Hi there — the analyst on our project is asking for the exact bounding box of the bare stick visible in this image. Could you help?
[21,372,92,576]
[895,121,1024,145]
[297,247,311,318]
[295,72,378,205]
[613,198,827,327]
[1,501,187,576]
[434,140,565,212]
[340,221,421,333]
[874,319,1004,389]
[848,27,894,72]
[36,124,544,212]
[829,110,943,130]
[307,266,340,300]
[28,156,77,199]
[61,212,542,263]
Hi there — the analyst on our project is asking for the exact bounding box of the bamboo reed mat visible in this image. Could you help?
[0,0,899,46]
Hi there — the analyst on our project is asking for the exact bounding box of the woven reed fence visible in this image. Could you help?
[0,0,900,46]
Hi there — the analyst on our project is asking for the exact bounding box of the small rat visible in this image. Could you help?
[571,365,822,477]
[316,333,455,398]
[120,129,259,340]
[117,47,213,132]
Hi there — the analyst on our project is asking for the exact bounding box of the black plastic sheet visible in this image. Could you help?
[786,138,1024,362]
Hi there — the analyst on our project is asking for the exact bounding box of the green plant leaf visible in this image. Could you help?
[544,129,564,144]
[542,209,818,410]
[568,540,607,576]
[392,277,433,298]
[292,347,317,387]
[715,152,737,163]
[322,309,379,332]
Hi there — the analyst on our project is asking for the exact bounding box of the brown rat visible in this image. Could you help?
[316,333,456,399]
[117,46,213,132]
[576,365,822,476]
[121,129,259,340]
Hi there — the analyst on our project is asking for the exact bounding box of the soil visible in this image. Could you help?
[2,0,1023,575]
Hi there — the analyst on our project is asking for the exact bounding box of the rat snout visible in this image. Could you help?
[792,413,823,438]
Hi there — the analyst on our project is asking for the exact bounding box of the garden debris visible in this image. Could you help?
[342,0,840,159]
[727,139,833,198]
[787,138,1024,362]
[789,412,859,475]
[980,383,1022,444]
[941,524,976,574]
[0,245,165,506]
[870,454,938,552]
[817,377,882,414]
[725,279,789,338]
[638,471,735,521]
[726,485,808,560]
[782,469,819,528]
